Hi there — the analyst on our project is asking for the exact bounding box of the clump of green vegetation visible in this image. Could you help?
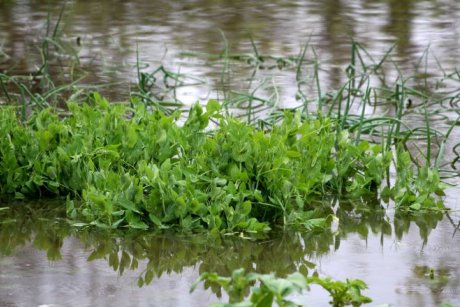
[390,147,446,211]
[190,268,372,307]
[0,92,446,232]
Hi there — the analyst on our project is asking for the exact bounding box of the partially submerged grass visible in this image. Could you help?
[0,6,87,119]
[0,92,447,232]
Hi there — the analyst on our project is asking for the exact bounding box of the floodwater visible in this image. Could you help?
[1,0,460,306]
[1,0,460,104]
[0,201,459,307]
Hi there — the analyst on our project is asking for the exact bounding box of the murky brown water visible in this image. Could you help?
[1,1,460,306]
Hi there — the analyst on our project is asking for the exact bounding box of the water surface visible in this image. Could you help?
[1,1,460,306]
[1,0,460,103]
[0,202,458,306]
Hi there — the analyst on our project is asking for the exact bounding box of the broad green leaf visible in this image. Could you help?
[206,99,221,114]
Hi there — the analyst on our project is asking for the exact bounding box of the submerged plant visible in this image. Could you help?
[190,268,372,307]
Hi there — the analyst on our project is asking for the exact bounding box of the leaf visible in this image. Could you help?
[109,252,119,270]
[236,201,252,216]
[206,99,221,114]
[115,198,141,214]
[161,158,171,172]
[214,177,227,186]
[410,203,421,211]
[286,272,308,290]
[126,213,149,230]
[145,270,154,284]
[126,126,138,148]
[434,188,445,196]
[112,218,125,228]
[71,222,89,227]
[149,214,163,226]
[286,150,301,158]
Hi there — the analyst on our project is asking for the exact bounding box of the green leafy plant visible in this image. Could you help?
[308,276,372,307]
[191,268,372,307]
[0,93,446,232]
[390,146,446,212]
